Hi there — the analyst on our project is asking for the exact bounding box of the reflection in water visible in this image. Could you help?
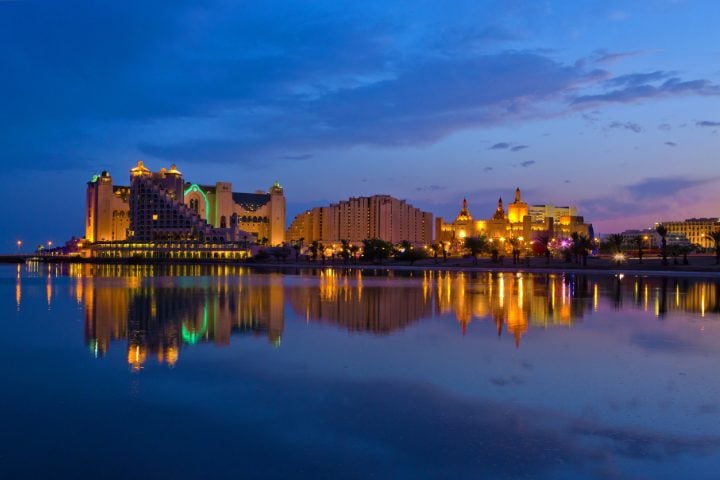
[14,263,720,367]
[287,268,434,334]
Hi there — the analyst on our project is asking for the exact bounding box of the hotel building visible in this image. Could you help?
[435,188,592,252]
[661,218,720,249]
[85,161,286,248]
[287,195,433,246]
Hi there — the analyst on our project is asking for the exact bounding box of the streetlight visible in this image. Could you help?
[16,240,22,253]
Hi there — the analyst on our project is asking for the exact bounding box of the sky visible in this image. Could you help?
[1,0,719,249]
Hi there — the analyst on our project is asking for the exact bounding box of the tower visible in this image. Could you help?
[268,181,286,245]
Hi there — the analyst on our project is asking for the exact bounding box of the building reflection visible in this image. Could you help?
[13,263,720,358]
[286,268,434,333]
[77,267,284,370]
[433,272,720,344]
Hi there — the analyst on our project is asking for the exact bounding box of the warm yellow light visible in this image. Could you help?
[152,214,159,221]
[459,230,466,239]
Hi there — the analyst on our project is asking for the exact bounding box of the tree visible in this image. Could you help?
[571,233,592,266]
[339,239,352,265]
[508,237,521,264]
[707,230,720,265]
[394,241,427,265]
[464,236,488,264]
[430,243,441,264]
[633,235,644,264]
[361,238,394,263]
[535,234,552,265]
[656,224,668,266]
[309,241,319,262]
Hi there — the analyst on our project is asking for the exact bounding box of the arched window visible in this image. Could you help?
[220,216,227,228]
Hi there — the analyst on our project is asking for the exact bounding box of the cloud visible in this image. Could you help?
[665,141,677,147]
[658,123,672,131]
[608,121,643,133]
[415,185,446,192]
[697,120,720,127]
[573,77,720,105]
[605,71,676,88]
[277,154,314,161]
[579,175,716,221]
[520,160,535,167]
[628,176,713,200]
[489,142,529,152]
[483,166,493,173]
[590,49,644,64]
[2,0,720,173]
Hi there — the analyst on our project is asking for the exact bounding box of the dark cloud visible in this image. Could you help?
[697,120,720,127]
[665,141,677,147]
[579,175,715,221]
[608,121,643,133]
[483,166,494,172]
[658,123,672,131]
[573,77,720,105]
[590,49,644,64]
[511,145,529,152]
[415,185,446,192]
[490,142,511,150]
[628,176,713,200]
[520,160,535,167]
[605,70,676,88]
[278,154,314,161]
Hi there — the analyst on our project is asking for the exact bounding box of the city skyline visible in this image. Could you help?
[2,1,719,249]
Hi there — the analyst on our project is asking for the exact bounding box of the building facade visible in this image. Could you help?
[86,161,286,246]
[661,218,720,249]
[287,195,433,246]
[435,188,592,253]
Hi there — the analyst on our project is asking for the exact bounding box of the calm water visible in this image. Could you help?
[2,263,720,479]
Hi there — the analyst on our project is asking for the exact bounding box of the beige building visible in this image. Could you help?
[287,194,433,246]
[661,218,720,249]
[436,188,592,253]
[86,161,286,246]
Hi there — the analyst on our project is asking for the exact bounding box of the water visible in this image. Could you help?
[2,263,720,479]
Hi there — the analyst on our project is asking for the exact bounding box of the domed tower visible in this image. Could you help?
[492,197,506,220]
[508,187,529,224]
[456,198,472,222]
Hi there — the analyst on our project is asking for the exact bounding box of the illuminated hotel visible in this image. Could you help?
[661,218,720,249]
[435,188,592,252]
[85,161,286,255]
[287,194,433,246]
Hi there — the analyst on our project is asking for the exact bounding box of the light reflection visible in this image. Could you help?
[13,265,720,363]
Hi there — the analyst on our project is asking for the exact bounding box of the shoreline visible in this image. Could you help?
[5,254,720,278]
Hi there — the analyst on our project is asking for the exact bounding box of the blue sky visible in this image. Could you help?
[1,0,719,249]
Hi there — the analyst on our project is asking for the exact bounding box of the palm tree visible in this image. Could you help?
[656,224,668,266]
[707,230,720,265]
[633,236,644,264]
[508,237,521,264]
[572,233,592,266]
[339,239,352,264]
[309,240,319,262]
[464,236,488,265]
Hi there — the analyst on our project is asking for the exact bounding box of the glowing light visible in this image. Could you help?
[182,305,209,344]
[183,184,210,215]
